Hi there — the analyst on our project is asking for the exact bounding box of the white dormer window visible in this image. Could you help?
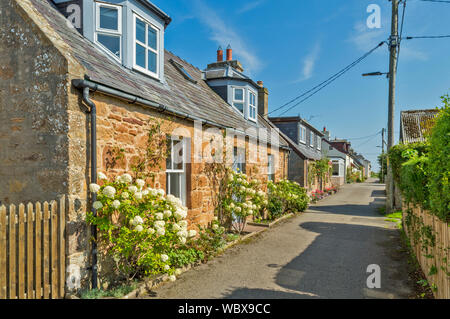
[133,13,159,78]
[299,125,306,144]
[248,91,257,121]
[310,132,314,147]
[95,2,122,60]
[317,135,321,150]
[233,87,245,114]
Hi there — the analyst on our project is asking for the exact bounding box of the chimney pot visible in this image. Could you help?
[217,46,223,62]
[257,81,264,87]
[226,44,232,61]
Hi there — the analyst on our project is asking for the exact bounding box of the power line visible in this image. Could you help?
[397,0,407,72]
[346,130,383,140]
[267,41,386,117]
[403,35,450,39]
[417,0,450,3]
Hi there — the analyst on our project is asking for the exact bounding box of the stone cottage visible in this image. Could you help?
[0,0,290,291]
[269,116,331,191]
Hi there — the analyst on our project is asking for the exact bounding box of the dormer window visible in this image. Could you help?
[233,87,245,114]
[248,91,257,121]
[133,13,159,78]
[95,2,122,60]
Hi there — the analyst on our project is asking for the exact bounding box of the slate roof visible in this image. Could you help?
[30,0,288,148]
[400,109,440,144]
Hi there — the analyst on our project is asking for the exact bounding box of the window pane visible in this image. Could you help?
[172,139,184,170]
[135,43,145,68]
[234,103,244,114]
[97,34,120,57]
[234,88,243,101]
[148,50,157,73]
[167,173,181,199]
[148,27,157,50]
[136,18,145,43]
[99,7,118,30]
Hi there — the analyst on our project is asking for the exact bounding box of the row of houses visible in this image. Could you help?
[0,0,369,289]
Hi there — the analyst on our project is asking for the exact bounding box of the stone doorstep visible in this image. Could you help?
[118,212,298,299]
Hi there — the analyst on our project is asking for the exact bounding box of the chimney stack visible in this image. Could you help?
[217,46,223,62]
[257,81,269,118]
[226,44,232,61]
[323,126,330,140]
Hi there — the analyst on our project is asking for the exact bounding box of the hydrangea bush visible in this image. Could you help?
[217,169,268,234]
[86,173,197,281]
[267,179,309,219]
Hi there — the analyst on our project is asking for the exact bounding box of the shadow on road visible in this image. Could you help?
[308,198,385,217]
[223,221,412,299]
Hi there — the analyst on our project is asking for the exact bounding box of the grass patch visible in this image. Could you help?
[384,211,403,228]
[80,281,139,299]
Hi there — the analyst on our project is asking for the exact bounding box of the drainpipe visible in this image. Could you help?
[81,85,98,290]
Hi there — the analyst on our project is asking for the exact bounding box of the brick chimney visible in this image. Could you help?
[226,44,232,61]
[257,81,269,118]
[206,44,244,72]
[217,46,223,62]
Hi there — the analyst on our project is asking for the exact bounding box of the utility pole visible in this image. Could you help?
[381,128,385,183]
[386,0,399,213]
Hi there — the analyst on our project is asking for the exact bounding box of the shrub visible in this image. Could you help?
[217,169,267,234]
[267,179,309,219]
[400,154,429,208]
[427,96,450,222]
[86,174,198,281]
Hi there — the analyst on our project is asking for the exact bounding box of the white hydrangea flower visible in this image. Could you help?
[142,189,149,196]
[92,201,103,210]
[235,206,242,213]
[163,210,172,218]
[177,230,188,238]
[172,223,181,231]
[155,213,164,220]
[102,186,116,199]
[149,188,158,196]
[121,192,129,199]
[135,192,143,200]
[169,275,176,282]
[248,209,253,215]
[89,183,101,193]
[252,204,257,210]
[161,254,169,262]
[212,224,219,230]
[120,174,133,184]
[98,172,107,180]
[179,237,186,244]
[178,220,188,228]
[115,175,122,183]
[148,228,155,235]
[188,230,197,238]
[136,179,145,189]
[175,268,182,276]
[112,200,121,209]
[229,202,235,209]
[133,216,144,225]
[157,189,165,197]
[154,220,165,228]
[134,225,143,232]
[174,208,187,220]
[164,265,170,271]
[156,228,165,236]
[128,185,138,194]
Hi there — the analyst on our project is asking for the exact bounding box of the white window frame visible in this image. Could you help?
[310,132,314,147]
[317,135,321,150]
[95,2,122,61]
[133,12,160,79]
[248,90,257,122]
[232,87,245,114]
[166,137,186,205]
[299,125,306,144]
[267,154,275,181]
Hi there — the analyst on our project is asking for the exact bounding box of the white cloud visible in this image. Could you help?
[236,0,265,14]
[192,0,262,74]
[294,42,321,82]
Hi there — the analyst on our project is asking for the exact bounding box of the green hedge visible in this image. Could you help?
[388,95,449,222]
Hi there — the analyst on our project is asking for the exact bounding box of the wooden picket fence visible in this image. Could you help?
[0,196,66,299]
[402,202,450,299]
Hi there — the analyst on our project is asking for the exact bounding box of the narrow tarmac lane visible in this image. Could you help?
[141,179,415,299]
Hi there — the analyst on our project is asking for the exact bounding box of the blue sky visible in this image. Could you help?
[151,0,450,171]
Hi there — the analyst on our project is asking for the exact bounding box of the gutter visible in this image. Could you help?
[71,79,290,151]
